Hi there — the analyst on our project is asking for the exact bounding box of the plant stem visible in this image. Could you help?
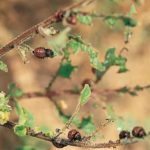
[46,57,65,91]
[0,121,143,149]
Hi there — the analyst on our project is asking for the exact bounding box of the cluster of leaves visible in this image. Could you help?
[67,36,127,80]
[105,3,137,27]
[95,47,128,81]
[0,91,11,124]
[67,35,106,71]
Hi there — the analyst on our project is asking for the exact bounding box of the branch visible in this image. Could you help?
[0,121,149,149]
[0,0,96,58]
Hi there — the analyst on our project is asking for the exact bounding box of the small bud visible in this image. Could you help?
[119,130,130,139]
[132,126,146,138]
[68,129,81,141]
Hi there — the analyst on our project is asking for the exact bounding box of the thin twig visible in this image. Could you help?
[20,84,150,100]
[84,119,112,141]
[0,0,96,58]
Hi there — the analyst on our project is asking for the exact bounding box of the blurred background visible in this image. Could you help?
[0,0,150,149]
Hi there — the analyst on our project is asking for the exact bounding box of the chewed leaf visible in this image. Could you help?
[0,61,8,72]
[79,84,91,106]
[67,35,105,71]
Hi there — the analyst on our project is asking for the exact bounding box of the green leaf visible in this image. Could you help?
[79,84,91,106]
[95,48,127,81]
[105,16,117,27]
[67,38,81,54]
[104,47,116,66]
[130,4,137,15]
[58,61,76,78]
[121,16,137,27]
[8,83,23,98]
[104,48,128,72]
[79,116,96,134]
[14,124,27,136]
[0,61,8,72]
[77,15,93,25]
